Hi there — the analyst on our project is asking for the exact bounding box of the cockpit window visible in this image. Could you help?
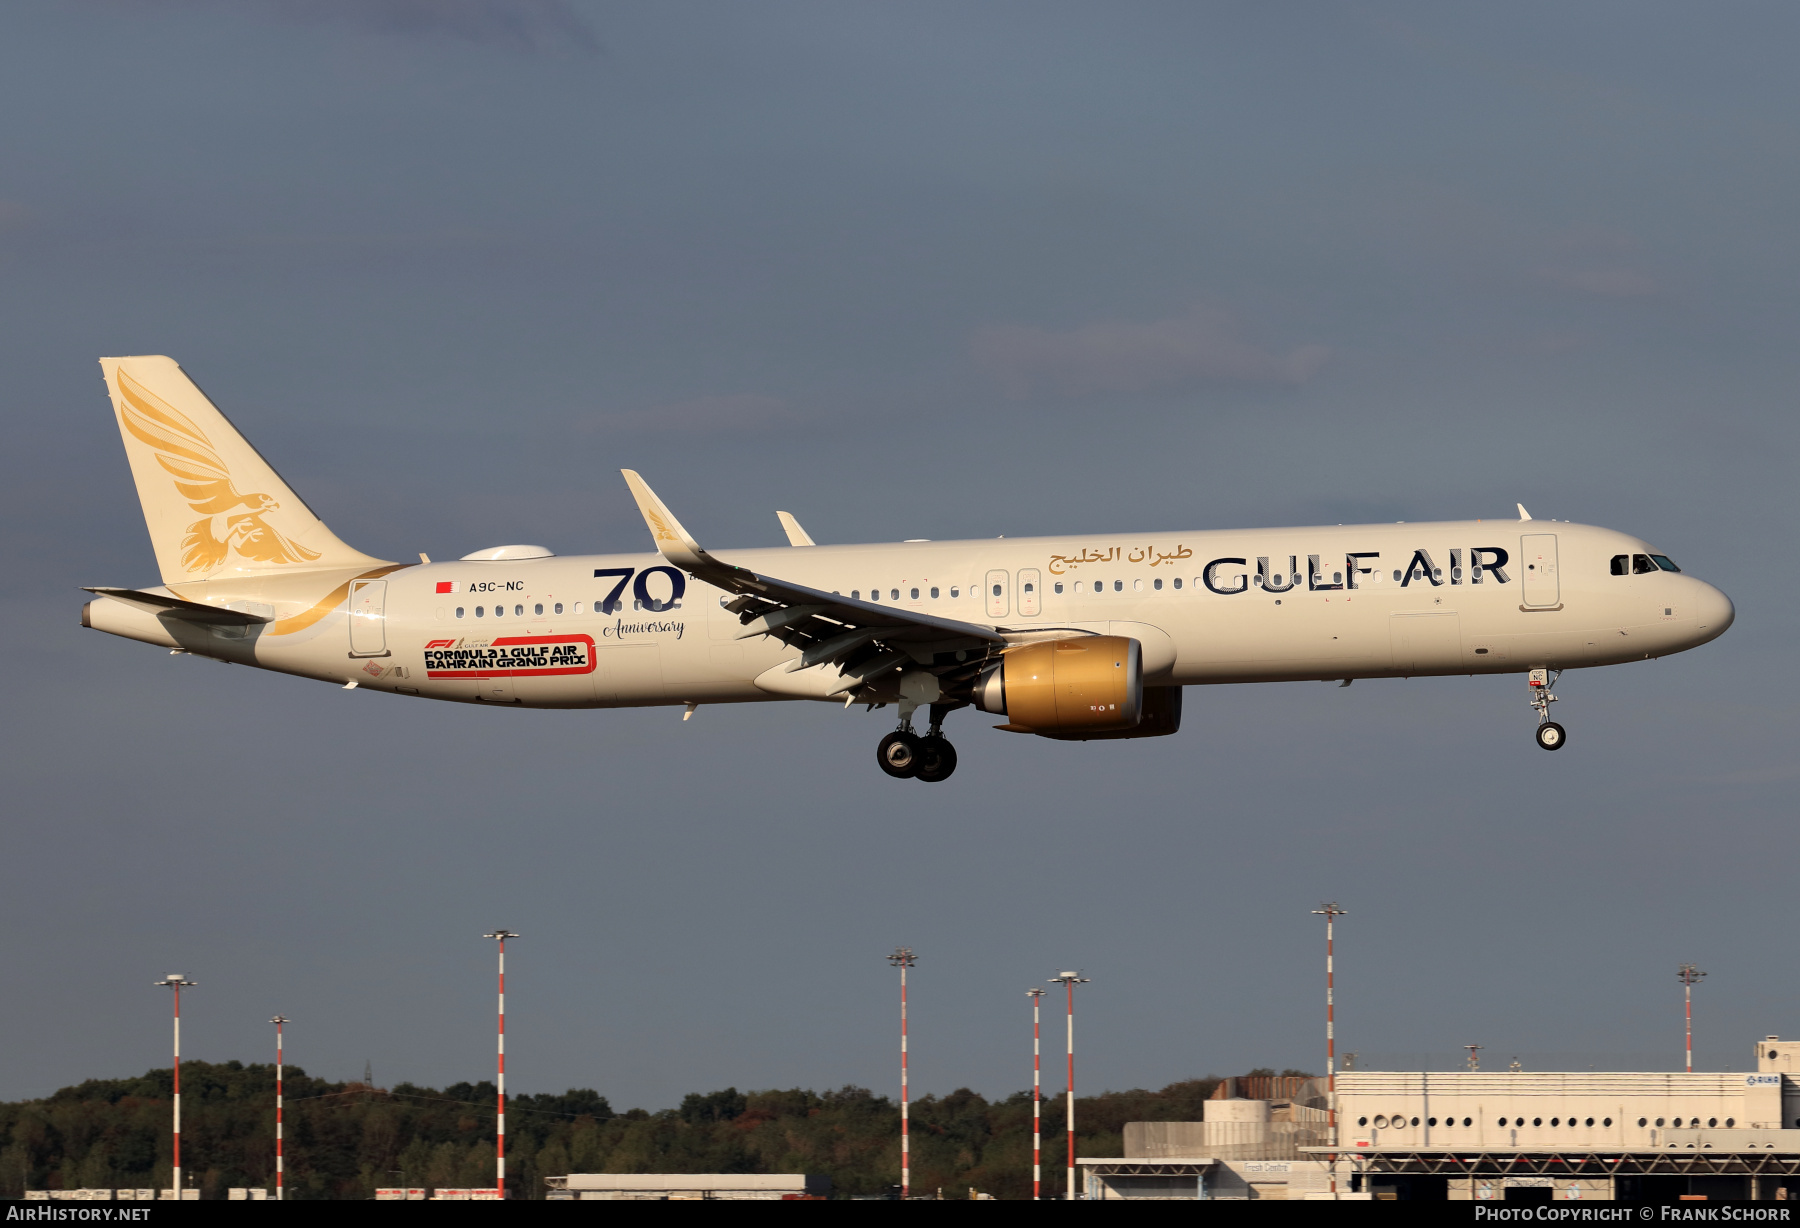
[1650,554,1681,573]
[1610,554,1629,576]
[1632,554,1658,575]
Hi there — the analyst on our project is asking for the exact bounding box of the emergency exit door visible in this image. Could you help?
[985,569,1009,618]
[1520,534,1560,607]
[348,579,388,656]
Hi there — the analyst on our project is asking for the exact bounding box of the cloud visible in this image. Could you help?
[1535,266,1658,298]
[580,394,802,436]
[970,305,1329,399]
[122,1,600,55]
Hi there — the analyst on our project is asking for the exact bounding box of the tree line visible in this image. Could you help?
[0,1062,1309,1199]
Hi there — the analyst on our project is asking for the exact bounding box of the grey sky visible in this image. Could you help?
[3,1,1797,1109]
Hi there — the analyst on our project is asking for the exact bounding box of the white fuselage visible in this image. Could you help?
[85,519,1733,708]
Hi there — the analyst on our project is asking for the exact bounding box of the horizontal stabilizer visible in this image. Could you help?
[83,586,271,626]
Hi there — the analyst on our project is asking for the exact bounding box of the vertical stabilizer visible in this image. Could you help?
[99,356,389,585]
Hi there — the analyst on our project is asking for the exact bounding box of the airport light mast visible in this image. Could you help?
[155,975,196,1198]
[1465,1044,1483,1071]
[1678,964,1706,1073]
[1312,903,1346,1195]
[887,948,915,1199]
[1048,971,1088,1200]
[1027,988,1047,1200]
[271,1016,289,1200]
[484,930,519,1199]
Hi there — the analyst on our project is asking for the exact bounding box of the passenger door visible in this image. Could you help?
[1520,534,1560,607]
[348,580,388,657]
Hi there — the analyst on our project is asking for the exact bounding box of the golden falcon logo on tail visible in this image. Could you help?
[115,369,321,573]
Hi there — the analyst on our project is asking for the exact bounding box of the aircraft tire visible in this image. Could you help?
[1535,722,1567,751]
[878,730,924,778]
[914,736,958,783]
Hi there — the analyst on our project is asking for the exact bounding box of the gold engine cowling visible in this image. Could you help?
[973,636,1142,733]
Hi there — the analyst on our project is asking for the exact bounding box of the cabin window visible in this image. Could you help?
[1532,1118,1542,1127]
[1551,1118,1560,1127]
[455,607,466,619]
[1153,578,1163,590]
[868,589,879,602]
[1651,554,1681,572]
[1054,582,1064,594]
[910,588,920,599]
[515,604,524,616]
[554,603,563,614]
[1428,1117,1438,1127]
[891,589,900,600]
[1585,1118,1595,1127]
[1656,1118,1665,1127]
[851,590,860,600]
[1173,578,1182,589]
[1611,554,1629,575]
[1462,1118,1471,1127]
[574,602,585,614]
[534,603,544,616]
[930,587,940,599]
[1133,578,1144,591]
[950,587,960,598]
[1726,1118,1734,1128]
[1411,1117,1420,1127]
[1022,582,1034,594]
[991,584,1002,597]
[1114,580,1123,592]
[1604,1118,1612,1127]
[1334,572,1343,583]
[1392,570,1402,582]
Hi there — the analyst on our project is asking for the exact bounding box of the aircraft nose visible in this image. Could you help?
[1695,583,1735,642]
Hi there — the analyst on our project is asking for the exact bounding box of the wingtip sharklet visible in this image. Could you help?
[620,469,709,566]
[1517,502,1533,521]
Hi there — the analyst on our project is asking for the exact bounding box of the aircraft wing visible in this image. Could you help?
[622,470,1004,681]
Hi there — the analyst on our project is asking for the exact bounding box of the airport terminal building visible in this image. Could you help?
[1080,1040,1800,1200]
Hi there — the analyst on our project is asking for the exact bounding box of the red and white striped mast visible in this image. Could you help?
[1027,988,1047,1200]
[1048,971,1088,1200]
[156,975,196,1198]
[887,947,915,1200]
[484,930,519,1199]
[1312,903,1345,1196]
[270,1015,289,1200]
[1678,964,1705,1073]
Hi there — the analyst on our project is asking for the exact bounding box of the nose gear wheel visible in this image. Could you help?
[1529,668,1565,751]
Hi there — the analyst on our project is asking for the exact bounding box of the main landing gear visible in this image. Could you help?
[877,703,960,782]
[1529,668,1566,751]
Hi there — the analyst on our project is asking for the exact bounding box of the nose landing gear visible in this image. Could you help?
[1529,668,1566,751]
[875,702,960,781]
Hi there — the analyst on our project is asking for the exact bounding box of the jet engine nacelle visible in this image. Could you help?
[974,635,1143,733]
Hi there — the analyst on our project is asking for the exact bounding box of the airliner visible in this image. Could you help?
[82,356,1735,781]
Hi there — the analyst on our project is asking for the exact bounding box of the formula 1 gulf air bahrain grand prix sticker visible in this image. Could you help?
[423,635,596,679]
